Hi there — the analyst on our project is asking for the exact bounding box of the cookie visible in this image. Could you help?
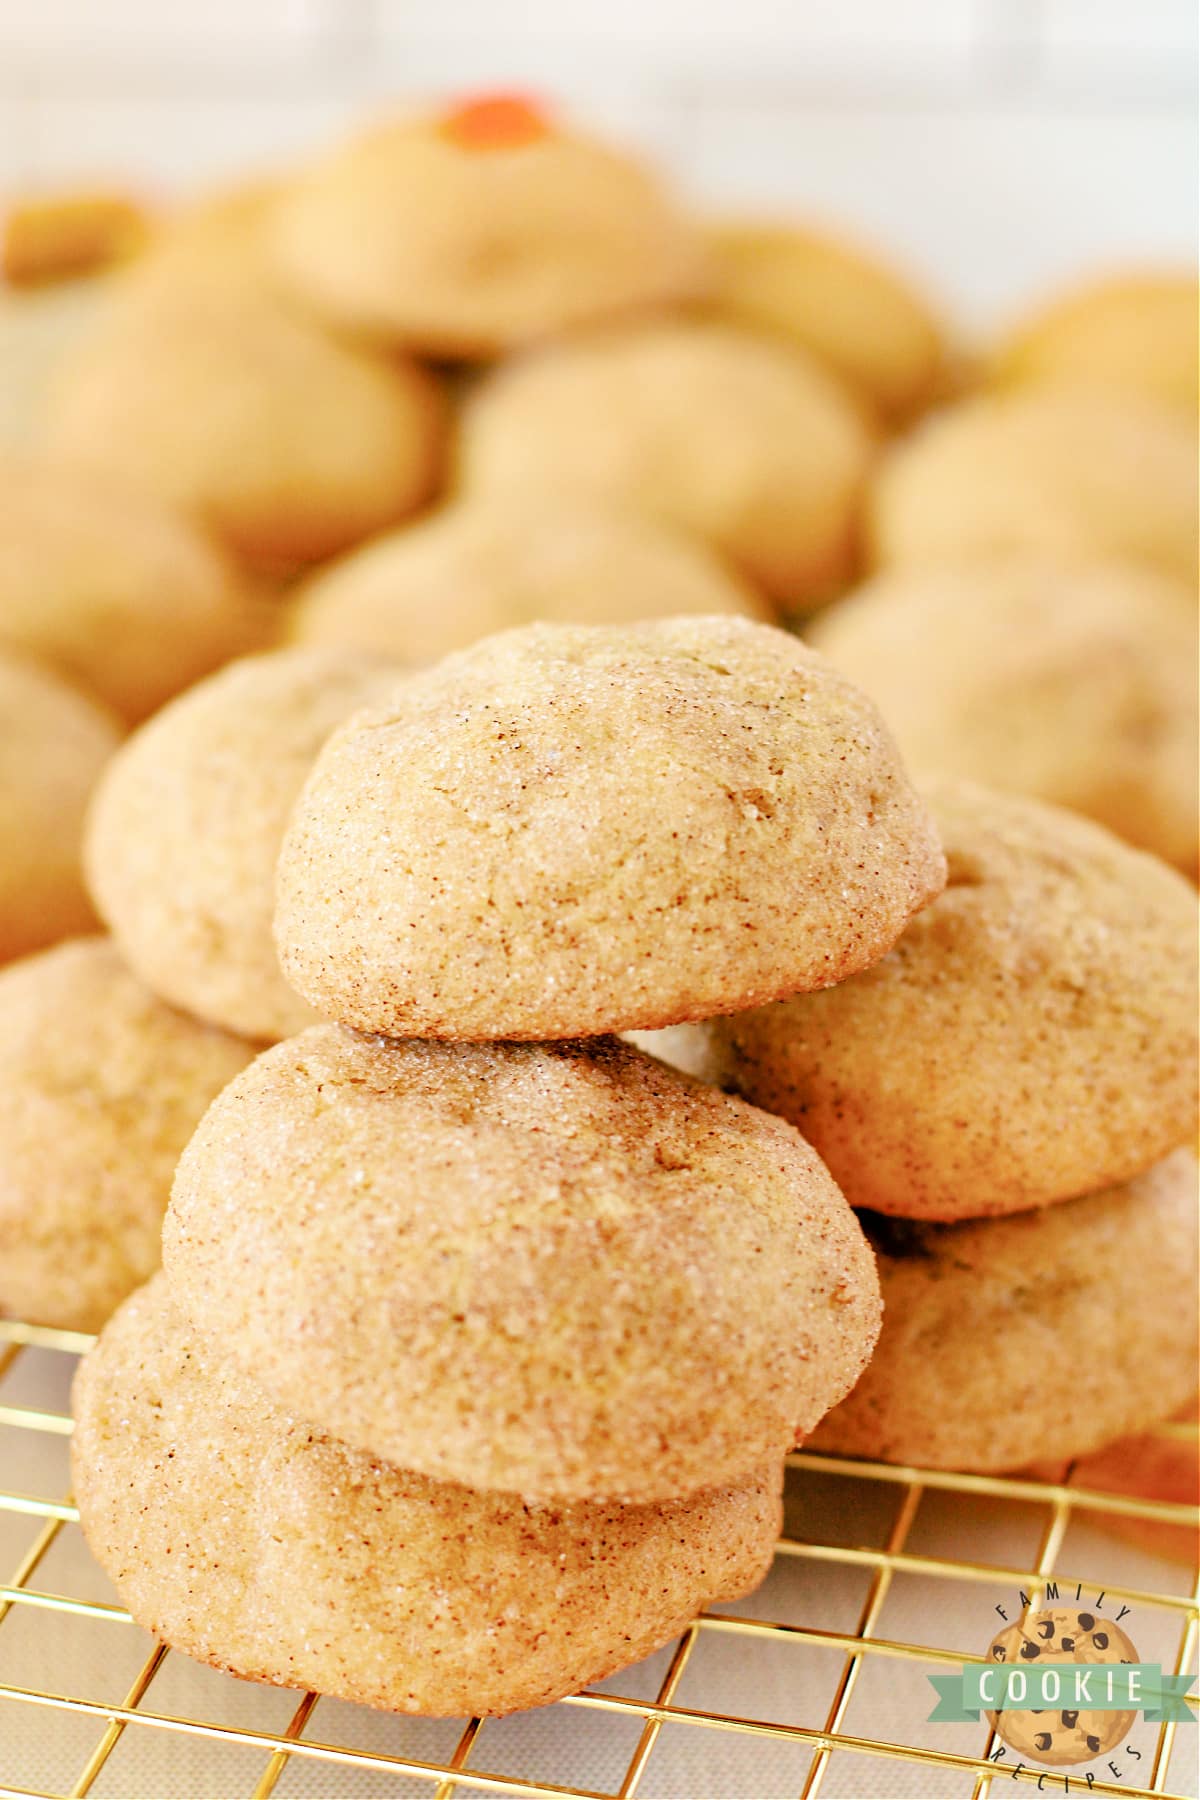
[706,219,943,423]
[459,321,874,606]
[43,269,447,569]
[869,387,1197,585]
[73,1275,782,1716]
[163,1028,882,1501]
[289,497,770,663]
[711,780,1198,1220]
[0,456,255,723]
[993,270,1199,416]
[810,554,1199,872]
[0,648,119,963]
[274,616,945,1040]
[85,648,404,1041]
[0,274,114,450]
[810,1151,1198,1472]
[985,1607,1139,1766]
[271,95,703,358]
[0,938,254,1331]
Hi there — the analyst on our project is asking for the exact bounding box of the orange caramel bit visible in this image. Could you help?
[440,93,552,151]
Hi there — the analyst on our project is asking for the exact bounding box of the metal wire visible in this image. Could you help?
[1,1316,1196,1800]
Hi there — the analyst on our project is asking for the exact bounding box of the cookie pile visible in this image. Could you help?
[707,779,1199,1472]
[71,614,945,1715]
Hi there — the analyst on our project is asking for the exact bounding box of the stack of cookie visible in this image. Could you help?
[708,779,1199,1473]
[72,615,946,1715]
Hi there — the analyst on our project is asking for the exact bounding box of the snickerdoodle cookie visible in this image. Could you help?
[711,781,1198,1221]
[289,497,769,663]
[86,648,404,1042]
[809,1150,1199,1471]
[810,555,1199,872]
[0,456,254,723]
[992,270,1199,416]
[164,1029,882,1501]
[0,938,254,1331]
[869,388,1197,584]
[73,1275,782,1715]
[706,220,943,423]
[43,272,446,569]
[275,617,945,1040]
[0,649,119,963]
[459,321,874,606]
[271,95,703,358]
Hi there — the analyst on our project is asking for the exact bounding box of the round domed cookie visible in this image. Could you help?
[0,456,256,723]
[73,1275,782,1716]
[809,1149,1199,1472]
[164,1028,882,1501]
[271,94,704,359]
[993,269,1199,416]
[869,387,1197,585]
[459,320,874,607]
[0,648,119,963]
[86,647,405,1042]
[274,616,946,1040]
[984,1608,1139,1767]
[710,780,1198,1221]
[810,555,1199,873]
[289,496,770,662]
[705,219,944,424]
[0,938,254,1331]
[43,271,447,569]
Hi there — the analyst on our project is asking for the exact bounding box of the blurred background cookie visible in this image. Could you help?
[810,554,1199,873]
[42,271,447,570]
[86,647,404,1042]
[275,617,945,1040]
[0,456,257,723]
[73,1274,782,1716]
[711,780,1198,1220]
[991,269,1199,415]
[809,1149,1199,1471]
[869,386,1197,584]
[459,320,874,609]
[0,937,254,1330]
[164,1029,881,1501]
[0,647,119,963]
[271,94,704,358]
[704,218,944,425]
[289,496,769,662]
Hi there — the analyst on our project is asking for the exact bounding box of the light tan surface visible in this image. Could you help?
[711,780,1198,1221]
[0,276,114,449]
[0,938,254,1331]
[43,271,447,569]
[993,270,1200,415]
[810,554,1199,872]
[289,496,770,662]
[271,102,703,358]
[810,1150,1199,1471]
[0,648,119,963]
[459,321,874,606]
[86,647,404,1041]
[72,1274,782,1716]
[164,1028,881,1502]
[869,386,1198,584]
[706,220,943,423]
[275,616,945,1040]
[0,455,255,722]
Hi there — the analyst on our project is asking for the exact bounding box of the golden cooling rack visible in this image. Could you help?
[1,1316,1196,1800]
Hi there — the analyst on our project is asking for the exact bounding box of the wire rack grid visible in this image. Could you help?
[0,1315,1196,1800]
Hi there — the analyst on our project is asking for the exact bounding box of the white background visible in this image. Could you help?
[0,0,1196,324]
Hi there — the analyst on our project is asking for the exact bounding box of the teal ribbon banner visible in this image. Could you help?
[927,1664,1197,1723]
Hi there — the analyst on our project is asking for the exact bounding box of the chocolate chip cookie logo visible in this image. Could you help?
[928,1590,1197,1784]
